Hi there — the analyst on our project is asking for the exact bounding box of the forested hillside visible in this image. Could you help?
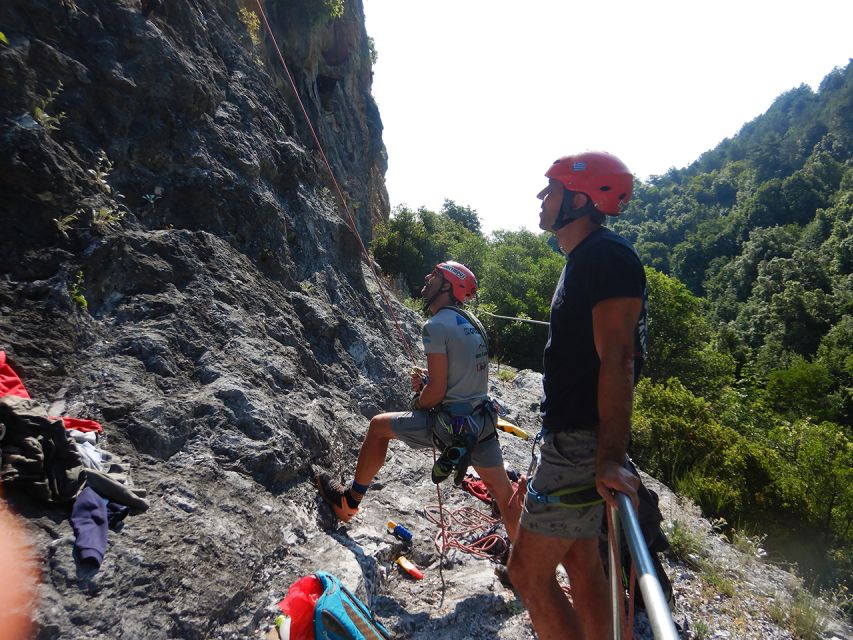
[371,61,853,597]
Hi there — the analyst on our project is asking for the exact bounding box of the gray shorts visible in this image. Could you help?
[520,429,604,539]
[390,410,503,469]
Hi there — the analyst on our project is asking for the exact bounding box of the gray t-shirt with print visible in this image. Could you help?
[421,307,489,405]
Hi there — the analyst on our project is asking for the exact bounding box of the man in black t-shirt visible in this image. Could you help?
[507,151,647,640]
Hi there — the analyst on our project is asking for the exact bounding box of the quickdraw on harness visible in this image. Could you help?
[430,399,497,486]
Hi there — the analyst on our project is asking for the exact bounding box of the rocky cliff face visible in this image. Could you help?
[2,2,850,640]
[0,0,420,637]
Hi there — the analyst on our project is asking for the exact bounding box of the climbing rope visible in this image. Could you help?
[422,504,509,560]
[252,8,640,629]
[253,0,417,365]
[252,1,463,599]
[479,311,549,327]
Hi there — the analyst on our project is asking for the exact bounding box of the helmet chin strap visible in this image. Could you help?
[551,188,602,230]
[423,278,453,313]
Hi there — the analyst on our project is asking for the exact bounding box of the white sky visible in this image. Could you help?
[362,0,852,234]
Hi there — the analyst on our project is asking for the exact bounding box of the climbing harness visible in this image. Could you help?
[524,429,604,507]
[526,481,604,508]
[430,399,497,486]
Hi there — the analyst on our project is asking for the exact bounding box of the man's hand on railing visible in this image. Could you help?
[596,460,640,511]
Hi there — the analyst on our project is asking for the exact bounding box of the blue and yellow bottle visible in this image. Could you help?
[387,520,413,543]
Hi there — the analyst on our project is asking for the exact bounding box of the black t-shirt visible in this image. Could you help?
[540,228,648,432]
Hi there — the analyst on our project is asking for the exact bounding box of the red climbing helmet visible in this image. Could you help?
[545,151,633,215]
[435,261,478,304]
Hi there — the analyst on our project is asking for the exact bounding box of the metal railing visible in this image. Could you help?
[609,493,680,640]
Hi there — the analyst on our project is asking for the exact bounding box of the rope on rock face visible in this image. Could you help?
[254,1,494,606]
[253,0,417,365]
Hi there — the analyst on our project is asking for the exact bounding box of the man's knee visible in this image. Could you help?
[506,549,535,591]
[508,535,552,591]
[563,537,605,582]
[367,413,395,440]
[478,471,511,504]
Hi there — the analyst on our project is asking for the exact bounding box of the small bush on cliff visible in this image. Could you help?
[282,0,344,24]
[367,36,377,66]
[33,82,65,131]
[69,271,87,311]
[53,212,78,240]
[238,7,261,47]
[323,0,344,19]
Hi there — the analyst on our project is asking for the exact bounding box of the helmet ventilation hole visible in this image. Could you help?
[599,186,611,191]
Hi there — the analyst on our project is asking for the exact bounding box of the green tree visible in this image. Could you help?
[765,357,837,421]
[644,268,735,396]
[769,420,853,543]
[441,199,481,235]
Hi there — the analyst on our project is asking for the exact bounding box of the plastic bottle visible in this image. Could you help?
[395,556,423,580]
[275,614,291,640]
[387,521,413,543]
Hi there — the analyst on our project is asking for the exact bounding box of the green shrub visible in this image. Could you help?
[366,36,377,66]
[69,271,87,311]
[786,588,830,640]
[675,468,742,517]
[731,528,767,559]
[280,0,345,24]
[33,82,65,131]
[238,7,261,47]
[699,560,736,598]
[497,367,516,382]
[664,519,704,568]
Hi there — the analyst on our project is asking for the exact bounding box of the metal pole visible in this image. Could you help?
[608,504,623,640]
[616,493,680,640]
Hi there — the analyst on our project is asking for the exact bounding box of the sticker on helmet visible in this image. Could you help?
[440,264,467,280]
[572,162,587,172]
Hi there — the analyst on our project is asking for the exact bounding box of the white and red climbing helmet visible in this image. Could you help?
[435,261,478,304]
[545,151,633,215]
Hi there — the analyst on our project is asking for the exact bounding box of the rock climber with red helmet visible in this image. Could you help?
[507,151,649,640]
[316,261,519,541]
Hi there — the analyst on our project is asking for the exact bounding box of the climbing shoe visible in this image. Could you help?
[431,432,477,486]
[431,449,456,484]
[315,473,359,523]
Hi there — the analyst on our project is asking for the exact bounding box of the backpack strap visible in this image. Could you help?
[313,572,392,640]
[438,305,489,350]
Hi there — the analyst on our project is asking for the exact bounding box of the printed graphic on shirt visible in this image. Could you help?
[420,309,488,403]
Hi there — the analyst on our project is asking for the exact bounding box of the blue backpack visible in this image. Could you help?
[313,572,392,640]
